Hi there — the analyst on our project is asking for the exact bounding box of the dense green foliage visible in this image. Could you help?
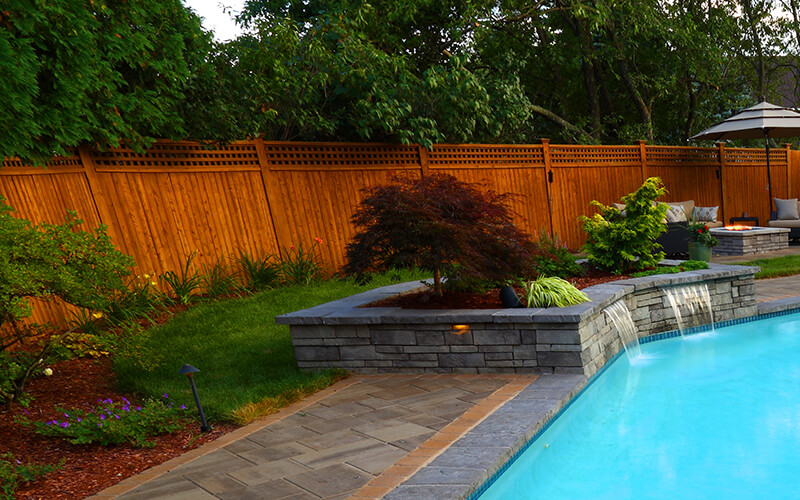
[581,177,669,274]
[0,196,133,405]
[630,260,709,278]
[7,0,800,157]
[343,174,537,293]
[523,276,589,308]
[178,0,800,146]
[533,230,583,278]
[0,0,212,163]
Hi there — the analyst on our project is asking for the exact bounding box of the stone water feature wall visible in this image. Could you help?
[276,263,758,378]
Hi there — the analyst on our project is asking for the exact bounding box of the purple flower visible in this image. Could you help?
[122,397,130,405]
[163,393,168,399]
[77,417,81,422]
[60,422,69,428]
[100,415,105,420]
[114,415,119,419]
[136,406,142,411]
[64,413,69,418]
[179,405,186,410]
[122,406,130,412]
[23,409,29,415]
[97,423,102,427]
[103,398,113,404]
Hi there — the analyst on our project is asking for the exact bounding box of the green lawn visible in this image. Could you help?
[731,255,800,279]
[113,271,428,424]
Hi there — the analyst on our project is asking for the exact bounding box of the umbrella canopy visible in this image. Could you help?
[690,101,800,141]
[690,101,800,213]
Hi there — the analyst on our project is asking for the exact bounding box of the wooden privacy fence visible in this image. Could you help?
[2,139,796,325]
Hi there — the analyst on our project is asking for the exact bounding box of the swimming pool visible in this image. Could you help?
[478,312,800,499]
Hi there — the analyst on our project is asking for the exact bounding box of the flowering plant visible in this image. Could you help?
[687,220,718,247]
[16,395,186,448]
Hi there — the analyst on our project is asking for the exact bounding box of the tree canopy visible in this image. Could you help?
[5,0,800,160]
[0,0,212,163]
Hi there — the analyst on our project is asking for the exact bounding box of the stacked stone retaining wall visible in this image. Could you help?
[276,263,758,378]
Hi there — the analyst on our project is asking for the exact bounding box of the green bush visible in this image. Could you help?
[0,196,134,406]
[523,276,589,308]
[580,177,668,274]
[17,395,186,448]
[0,452,63,500]
[533,229,582,278]
[630,260,709,277]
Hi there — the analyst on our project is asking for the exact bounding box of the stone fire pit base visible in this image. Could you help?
[710,226,789,256]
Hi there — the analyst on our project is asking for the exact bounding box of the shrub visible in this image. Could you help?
[580,177,668,274]
[160,251,204,305]
[343,174,538,294]
[17,395,186,448]
[533,229,582,278]
[201,258,241,298]
[0,452,63,500]
[104,274,163,326]
[630,260,709,277]
[0,197,134,406]
[523,276,589,308]
[235,249,281,291]
[279,238,327,285]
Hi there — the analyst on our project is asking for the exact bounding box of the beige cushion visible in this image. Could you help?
[665,204,687,222]
[769,219,800,228]
[693,206,719,222]
[663,200,695,218]
[705,220,724,228]
[775,198,799,220]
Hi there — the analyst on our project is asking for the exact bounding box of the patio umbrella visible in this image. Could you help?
[690,101,800,212]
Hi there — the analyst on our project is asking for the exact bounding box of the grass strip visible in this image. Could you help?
[113,271,427,424]
[730,255,800,279]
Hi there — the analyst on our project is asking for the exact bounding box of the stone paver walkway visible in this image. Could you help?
[94,374,535,500]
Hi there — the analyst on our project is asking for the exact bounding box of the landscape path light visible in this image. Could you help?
[178,364,211,432]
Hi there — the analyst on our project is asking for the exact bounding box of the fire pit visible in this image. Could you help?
[709,226,790,255]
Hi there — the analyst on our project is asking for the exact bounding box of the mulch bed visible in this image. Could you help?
[2,357,237,500]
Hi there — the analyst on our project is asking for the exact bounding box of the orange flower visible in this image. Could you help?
[314,237,323,244]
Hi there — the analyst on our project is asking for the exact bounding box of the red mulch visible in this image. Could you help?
[368,268,634,309]
[2,356,237,500]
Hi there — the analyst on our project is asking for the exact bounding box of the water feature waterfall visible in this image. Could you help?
[662,283,715,335]
[604,300,641,361]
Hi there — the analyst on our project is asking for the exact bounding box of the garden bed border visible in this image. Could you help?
[276,262,759,377]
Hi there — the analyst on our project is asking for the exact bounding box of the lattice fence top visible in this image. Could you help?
[725,148,787,165]
[264,142,420,169]
[1,153,83,170]
[646,146,719,165]
[549,145,641,166]
[91,142,260,169]
[428,145,544,167]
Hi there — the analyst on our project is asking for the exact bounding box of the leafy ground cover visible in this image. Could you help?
[732,254,800,279]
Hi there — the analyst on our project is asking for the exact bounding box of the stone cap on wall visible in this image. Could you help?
[275,262,759,326]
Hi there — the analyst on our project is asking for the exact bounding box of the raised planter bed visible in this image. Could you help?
[276,262,759,378]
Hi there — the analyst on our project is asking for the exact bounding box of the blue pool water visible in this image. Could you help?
[479,313,800,499]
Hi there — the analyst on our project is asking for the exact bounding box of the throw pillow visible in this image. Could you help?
[693,206,719,222]
[775,198,800,220]
[665,204,687,222]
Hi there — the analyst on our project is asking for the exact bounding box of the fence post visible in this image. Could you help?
[785,144,793,199]
[253,138,287,256]
[77,146,117,238]
[541,138,556,237]
[418,144,430,178]
[638,140,648,183]
[718,142,727,224]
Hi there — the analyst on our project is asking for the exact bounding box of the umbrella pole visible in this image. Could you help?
[765,131,774,214]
